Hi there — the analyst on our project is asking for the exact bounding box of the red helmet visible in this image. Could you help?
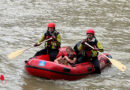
[86,29,95,35]
[48,23,55,28]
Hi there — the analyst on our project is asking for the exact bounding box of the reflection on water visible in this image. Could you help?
[0,0,130,90]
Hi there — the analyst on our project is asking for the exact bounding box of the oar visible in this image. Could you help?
[8,38,52,60]
[85,42,126,72]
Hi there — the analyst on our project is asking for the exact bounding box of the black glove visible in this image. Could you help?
[81,39,86,45]
[34,43,40,47]
[51,35,56,41]
[93,48,99,51]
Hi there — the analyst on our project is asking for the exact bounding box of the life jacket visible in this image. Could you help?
[84,38,98,57]
[44,30,60,49]
[84,38,97,50]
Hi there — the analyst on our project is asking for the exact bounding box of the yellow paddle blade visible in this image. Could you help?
[109,59,126,72]
[8,49,26,60]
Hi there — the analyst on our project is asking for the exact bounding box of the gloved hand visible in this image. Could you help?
[34,43,40,47]
[81,39,86,45]
[51,35,56,40]
[93,48,99,51]
[52,35,55,39]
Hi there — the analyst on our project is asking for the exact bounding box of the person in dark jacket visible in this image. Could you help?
[74,29,104,74]
[33,23,61,61]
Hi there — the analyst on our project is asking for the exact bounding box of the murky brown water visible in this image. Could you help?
[0,0,130,90]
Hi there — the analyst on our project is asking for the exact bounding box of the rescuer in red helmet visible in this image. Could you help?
[74,29,104,74]
[33,23,61,61]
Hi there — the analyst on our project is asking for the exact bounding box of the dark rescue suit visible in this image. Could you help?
[74,37,104,74]
[34,30,61,61]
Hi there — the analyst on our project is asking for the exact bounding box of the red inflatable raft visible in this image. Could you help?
[25,47,112,80]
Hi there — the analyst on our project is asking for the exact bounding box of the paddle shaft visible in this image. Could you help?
[39,37,53,45]
[8,38,53,59]
[84,42,109,59]
[84,42,126,72]
[22,38,53,50]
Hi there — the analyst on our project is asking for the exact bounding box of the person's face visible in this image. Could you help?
[66,49,71,54]
[66,49,73,55]
[87,33,94,40]
[48,27,55,33]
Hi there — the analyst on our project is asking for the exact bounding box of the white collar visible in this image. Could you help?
[89,38,96,42]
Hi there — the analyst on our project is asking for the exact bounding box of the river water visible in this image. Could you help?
[0,0,130,90]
